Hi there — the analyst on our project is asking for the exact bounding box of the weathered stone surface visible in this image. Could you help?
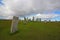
[11,16,19,33]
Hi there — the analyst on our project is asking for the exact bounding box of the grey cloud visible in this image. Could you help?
[0,0,60,16]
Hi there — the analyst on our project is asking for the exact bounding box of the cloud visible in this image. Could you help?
[36,13,60,18]
[28,13,60,19]
[32,0,60,12]
[0,16,13,19]
[5,16,13,19]
[0,13,60,20]
[0,0,34,16]
[0,0,60,16]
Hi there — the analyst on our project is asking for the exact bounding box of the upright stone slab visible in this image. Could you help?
[11,16,19,33]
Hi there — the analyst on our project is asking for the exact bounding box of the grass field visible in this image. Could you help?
[0,20,60,40]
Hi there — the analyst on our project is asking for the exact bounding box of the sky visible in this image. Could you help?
[0,0,60,21]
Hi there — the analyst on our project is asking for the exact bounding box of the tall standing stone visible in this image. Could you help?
[32,16,34,21]
[11,16,19,33]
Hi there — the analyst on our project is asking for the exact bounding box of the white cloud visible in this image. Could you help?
[0,13,60,20]
[0,0,34,16]
[0,0,60,16]
[5,16,13,19]
[0,16,13,19]
[28,13,60,19]
[35,13,60,18]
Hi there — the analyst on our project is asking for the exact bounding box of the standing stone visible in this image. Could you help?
[32,16,35,21]
[11,16,19,33]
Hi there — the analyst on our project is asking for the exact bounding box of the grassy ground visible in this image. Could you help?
[0,20,60,40]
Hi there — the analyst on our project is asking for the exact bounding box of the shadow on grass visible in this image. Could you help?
[9,31,19,35]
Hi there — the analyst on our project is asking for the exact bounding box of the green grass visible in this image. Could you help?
[0,20,60,40]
